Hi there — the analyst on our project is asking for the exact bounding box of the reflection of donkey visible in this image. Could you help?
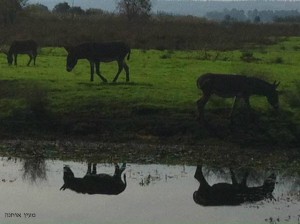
[60,163,127,195]
[65,42,131,83]
[4,40,38,66]
[193,165,276,206]
[196,73,280,119]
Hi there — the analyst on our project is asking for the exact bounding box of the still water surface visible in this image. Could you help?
[0,157,299,224]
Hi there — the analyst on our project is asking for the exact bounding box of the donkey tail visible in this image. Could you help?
[196,76,202,89]
[127,49,131,60]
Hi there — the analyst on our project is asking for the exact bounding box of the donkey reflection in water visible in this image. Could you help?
[2,40,38,66]
[60,163,127,195]
[65,42,131,83]
[193,165,276,206]
[196,73,280,120]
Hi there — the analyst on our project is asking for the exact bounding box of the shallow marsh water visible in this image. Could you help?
[0,157,299,224]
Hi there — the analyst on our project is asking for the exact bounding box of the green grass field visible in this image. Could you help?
[0,37,299,146]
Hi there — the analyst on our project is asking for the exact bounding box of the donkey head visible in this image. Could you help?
[64,46,77,72]
[267,81,280,110]
[60,165,74,191]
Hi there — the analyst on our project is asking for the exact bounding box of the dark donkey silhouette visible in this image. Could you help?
[193,165,276,206]
[65,42,131,83]
[196,73,280,120]
[5,40,38,66]
[60,163,127,195]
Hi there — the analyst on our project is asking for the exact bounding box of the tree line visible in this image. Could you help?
[206,8,300,23]
[0,0,152,25]
[1,0,300,50]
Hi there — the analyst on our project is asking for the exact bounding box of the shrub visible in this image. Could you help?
[240,51,259,62]
[272,56,284,64]
[285,80,300,108]
[160,50,173,59]
[24,84,49,120]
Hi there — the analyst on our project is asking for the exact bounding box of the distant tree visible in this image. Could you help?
[69,6,85,15]
[0,0,22,25]
[223,14,234,23]
[19,0,28,8]
[254,16,260,23]
[25,3,49,14]
[52,2,70,14]
[117,0,152,21]
[206,9,246,22]
[86,8,106,16]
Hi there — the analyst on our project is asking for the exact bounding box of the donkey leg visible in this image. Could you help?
[230,169,238,186]
[244,97,253,113]
[27,54,33,66]
[33,52,37,65]
[197,94,210,121]
[112,60,124,83]
[240,172,249,188]
[95,61,107,83]
[14,54,17,66]
[92,163,97,175]
[244,96,255,120]
[194,165,210,188]
[89,61,95,82]
[229,96,238,120]
[123,62,130,82]
[113,163,121,177]
[87,163,92,175]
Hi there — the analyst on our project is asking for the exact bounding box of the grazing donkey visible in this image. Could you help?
[65,42,131,83]
[5,40,38,66]
[196,73,280,119]
[60,163,127,195]
[193,165,276,206]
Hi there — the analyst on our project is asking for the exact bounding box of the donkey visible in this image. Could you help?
[65,42,131,83]
[196,73,280,120]
[5,40,38,66]
[60,163,127,195]
[193,165,276,206]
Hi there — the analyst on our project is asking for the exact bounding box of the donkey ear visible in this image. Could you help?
[60,184,66,191]
[273,81,280,89]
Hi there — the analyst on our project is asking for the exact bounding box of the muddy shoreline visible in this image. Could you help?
[0,139,299,170]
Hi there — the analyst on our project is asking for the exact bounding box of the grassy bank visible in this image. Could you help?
[0,140,299,170]
[0,37,299,147]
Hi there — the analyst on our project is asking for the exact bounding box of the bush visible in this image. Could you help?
[272,56,284,64]
[240,51,260,62]
[2,10,300,51]
[24,84,49,120]
[286,80,300,108]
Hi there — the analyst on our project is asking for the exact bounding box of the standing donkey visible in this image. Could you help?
[4,40,38,66]
[60,163,127,195]
[193,165,276,206]
[196,73,280,120]
[65,42,131,83]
